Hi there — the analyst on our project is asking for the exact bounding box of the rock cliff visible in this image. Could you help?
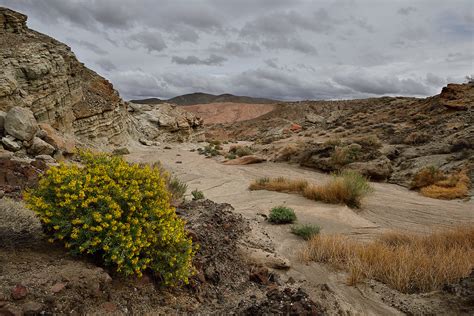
[0,7,130,146]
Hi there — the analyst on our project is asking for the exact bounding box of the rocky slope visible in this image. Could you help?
[204,83,474,189]
[0,7,130,146]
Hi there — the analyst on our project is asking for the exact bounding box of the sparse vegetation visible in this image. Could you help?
[229,145,253,157]
[191,189,205,200]
[410,166,445,189]
[411,167,470,200]
[225,153,237,160]
[291,224,321,240]
[330,144,361,166]
[302,226,474,293]
[404,132,431,145]
[250,170,372,208]
[198,142,223,157]
[24,151,196,285]
[167,176,188,204]
[249,177,308,193]
[303,170,373,208]
[268,206,297,224]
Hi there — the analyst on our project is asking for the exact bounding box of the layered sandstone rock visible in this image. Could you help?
[439,83,474,110]
[129,102,203,141]
[0,7,130,146]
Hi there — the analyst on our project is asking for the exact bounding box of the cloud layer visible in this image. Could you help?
[1,0,473,100]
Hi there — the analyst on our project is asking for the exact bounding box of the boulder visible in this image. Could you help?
[112,147,130,155]
[346,156,393,180]
[38,123,75,153]
[0,110,6,130]
[4,107,38,141]
[26,137,55,156]
[1,135,21,152]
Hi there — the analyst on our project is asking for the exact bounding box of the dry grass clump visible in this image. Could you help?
[410,166,445,189]
[302,226,474,293]
[411,167,470,200]
[302,171,372,208]
[420,170,470,199]
[250,171,372,208]
[249,177,309,193]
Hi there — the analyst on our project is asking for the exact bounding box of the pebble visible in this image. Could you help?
[11,284,28,300]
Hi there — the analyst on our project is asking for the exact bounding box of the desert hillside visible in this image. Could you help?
[0,5,473,316]
[130,92,275,106]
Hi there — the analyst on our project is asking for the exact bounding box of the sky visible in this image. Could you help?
[1,0,473,101]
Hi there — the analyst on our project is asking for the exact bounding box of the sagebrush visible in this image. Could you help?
[268,206,297,224]
[25,151,196,285]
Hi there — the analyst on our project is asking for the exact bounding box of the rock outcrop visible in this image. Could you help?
[129,102,203,141]
[0,7,130,146]
[439,83,474,110]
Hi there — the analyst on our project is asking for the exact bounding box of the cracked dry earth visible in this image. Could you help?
[127,142,474,315]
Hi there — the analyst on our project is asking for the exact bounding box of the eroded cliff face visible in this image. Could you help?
[0,7,130,145]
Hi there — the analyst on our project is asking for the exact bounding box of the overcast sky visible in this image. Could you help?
[1,0,473,100]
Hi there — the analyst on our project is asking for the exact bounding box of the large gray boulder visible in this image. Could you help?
[26,137,55,156]
[4,106,38,141]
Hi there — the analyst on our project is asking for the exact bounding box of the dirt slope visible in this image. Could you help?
[183,102,276,125]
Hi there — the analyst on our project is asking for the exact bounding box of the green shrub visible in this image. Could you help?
[225,153,237,160]
[198,144,221,157]
[229,145,253,157]
[24,151,195,285]
[191,189,205,200]
[268,206,297,224]
[167,177,188,203]
[291,224,321,240]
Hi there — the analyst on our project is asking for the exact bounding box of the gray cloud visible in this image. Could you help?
[95,58,117,72]
[333,72,432,96]
[398,6,417,15]
[69,39,108,55]
[1,0,472,101]
[171,54,227,66]
[211,41,261,57]
[129,31,167,52]
[261,37,318,54]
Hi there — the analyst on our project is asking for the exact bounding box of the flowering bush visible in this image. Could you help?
[25,151,195,285]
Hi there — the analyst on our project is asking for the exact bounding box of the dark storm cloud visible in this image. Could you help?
[171,54,227,66]
[128,31,167,52]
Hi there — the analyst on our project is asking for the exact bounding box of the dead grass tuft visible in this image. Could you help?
[249,177,308,193]
[420,170,470,200]
[411,167,470,200]
[302,226,474,293]
[250,171,372,208]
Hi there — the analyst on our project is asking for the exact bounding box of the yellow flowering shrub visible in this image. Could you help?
[24,151,195,285]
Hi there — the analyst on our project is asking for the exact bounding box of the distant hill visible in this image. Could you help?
[130,92,276,106]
